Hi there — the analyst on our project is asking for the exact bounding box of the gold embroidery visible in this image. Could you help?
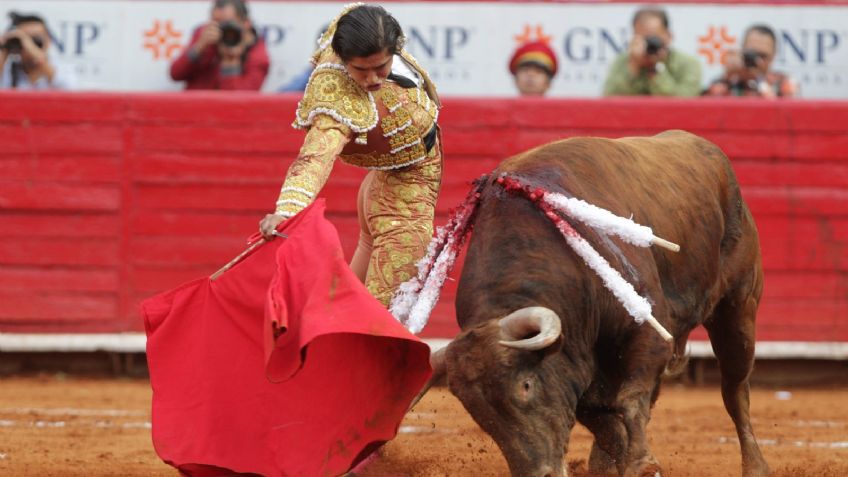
[398,50,441,108]
[277,3,444,308]
[383,108,417,152]
[406,88,438,124]
[362,152,442,306]
[341,146,426,171]
[376,87,402,113]
[275,115,349,216]
[293,66,377,134]
[294,37,438,170]
[333,83,437,171]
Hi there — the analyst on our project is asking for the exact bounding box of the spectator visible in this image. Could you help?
[277,24,329,93]
[509,41,558,96]
[277,60,312,94]
[603,7,701,96]
[170,0,269,90]
[703,24,798,98]
[0,12,74,90]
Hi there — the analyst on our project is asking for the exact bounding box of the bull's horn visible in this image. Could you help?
[498,306,562,350]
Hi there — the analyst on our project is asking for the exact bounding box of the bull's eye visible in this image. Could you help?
[514,375,537,404]
[518,379,533,402]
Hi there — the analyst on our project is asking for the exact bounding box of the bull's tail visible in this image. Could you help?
[390,175,488,334]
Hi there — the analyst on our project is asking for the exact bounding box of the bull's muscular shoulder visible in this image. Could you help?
[652,129,725,155]
[499,130,728,178]
[490,130,740,258]
[612,129,722,157]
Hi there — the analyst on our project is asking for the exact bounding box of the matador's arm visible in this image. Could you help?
[274,115,351,218]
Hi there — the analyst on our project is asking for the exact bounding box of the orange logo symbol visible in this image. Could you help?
[143,20,183,60]
[697,26,737,65]
[514,24,553,45]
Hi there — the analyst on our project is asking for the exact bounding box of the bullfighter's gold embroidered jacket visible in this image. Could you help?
[274,24,440,218]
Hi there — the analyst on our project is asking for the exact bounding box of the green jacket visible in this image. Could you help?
[603,49,702,97]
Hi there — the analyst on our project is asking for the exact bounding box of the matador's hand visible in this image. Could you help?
[259,213,286,240]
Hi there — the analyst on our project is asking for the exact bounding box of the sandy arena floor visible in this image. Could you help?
[0,376,846,476]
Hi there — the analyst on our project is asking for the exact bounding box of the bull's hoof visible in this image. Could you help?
[634,464,662,477]
[742,461,771,477]
[587,442,620,476]
[742,447,771,477]
[623,456,662,477]
[587,461,619,476]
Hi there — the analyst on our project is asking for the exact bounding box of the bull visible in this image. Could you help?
[427,130,770,477]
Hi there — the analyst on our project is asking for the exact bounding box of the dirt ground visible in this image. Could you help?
[0,376,846,477]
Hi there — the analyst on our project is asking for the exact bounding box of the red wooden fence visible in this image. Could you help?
[1,91,846,341]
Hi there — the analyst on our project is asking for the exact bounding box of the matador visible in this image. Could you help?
[272,7,442,306]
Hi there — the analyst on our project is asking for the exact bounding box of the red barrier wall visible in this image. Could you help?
[1,92,846,341]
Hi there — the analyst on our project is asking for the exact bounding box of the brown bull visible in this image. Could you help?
[429,130,769,477]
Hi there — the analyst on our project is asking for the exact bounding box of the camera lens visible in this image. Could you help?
[2,37,22,53]
[218,21,242,47]
[645,36,664,55]
[742,50,762,68]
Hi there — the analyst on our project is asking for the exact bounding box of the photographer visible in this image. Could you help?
[703,25,798,98]
[169,0,269,90]
[603,7,701,96]
[1,12,74,90]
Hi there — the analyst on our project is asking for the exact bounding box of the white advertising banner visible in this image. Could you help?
[1,0,846,98]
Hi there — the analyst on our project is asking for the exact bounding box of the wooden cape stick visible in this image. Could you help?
[210,239,268,281]
[210,231,288,281]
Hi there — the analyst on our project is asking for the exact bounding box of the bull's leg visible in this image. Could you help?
[618,389,662,477]
[588,443,619,477]
[614,327,669,477]
[576,409,626,476]
[705,293,770,477]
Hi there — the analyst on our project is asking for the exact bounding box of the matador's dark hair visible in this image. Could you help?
[332,5,405,62]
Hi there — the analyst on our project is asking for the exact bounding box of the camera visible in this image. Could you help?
[742,49,764,69]
[218,21,242,47]
[1,35,45,54]
[0,37,21,52]
[645,36,665,55]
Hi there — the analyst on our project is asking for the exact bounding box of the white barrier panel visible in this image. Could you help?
[1,1,846,97]
[2,333,848,359]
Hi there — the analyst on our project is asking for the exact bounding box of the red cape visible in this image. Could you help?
[142,200,432,476]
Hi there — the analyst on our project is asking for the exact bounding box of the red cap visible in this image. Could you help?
[509,41,558,77]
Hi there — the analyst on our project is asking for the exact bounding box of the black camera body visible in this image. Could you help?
[645,35,665,55]
[742,49,764,69]
[1,35,45,54]
[219,21,242,47]
[1,37,21,52]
